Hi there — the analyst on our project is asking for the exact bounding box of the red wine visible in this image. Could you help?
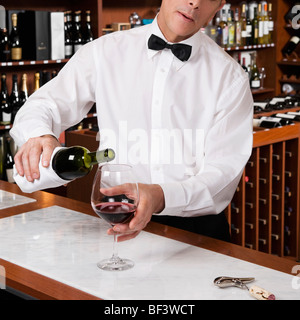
[93,202,136,225]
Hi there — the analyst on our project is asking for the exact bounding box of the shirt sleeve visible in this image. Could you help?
[10,42,97,147]
[158,74,253,217]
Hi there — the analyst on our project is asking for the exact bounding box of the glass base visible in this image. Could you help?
[97,256,134,271]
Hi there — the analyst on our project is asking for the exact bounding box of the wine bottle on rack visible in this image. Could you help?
[83,10,94,44]
[235,8,242,47]
[34,72,40,92]
[253,118,281,128]
[9,74,20,124]
[263,3,269,45]
[258,3,264,45]
[272,113,300,122]
[19,74,28,107]
[73,11,83,53]
[64,12,73,58]
[4,136,14,183]
[252,7,258,45]
[9,13,22,61]
[245,7,252,46]
[52,146,115,180]
[260,116,293,126]
[0,73,11,125]
[240,3,247,47]
[282,36,300,57]
[0,28,10,62]
[250,53,261,89]
[219,9,228,47]
[268,3,273,44]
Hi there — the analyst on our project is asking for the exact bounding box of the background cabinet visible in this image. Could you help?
[1,0,295,99]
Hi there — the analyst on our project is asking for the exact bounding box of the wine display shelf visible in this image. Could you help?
[226,122,300,261]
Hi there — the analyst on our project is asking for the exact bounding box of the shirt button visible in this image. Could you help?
[160,68,165,73]
[153,165,161,171]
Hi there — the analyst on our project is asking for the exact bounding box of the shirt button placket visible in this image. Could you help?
[150,50,173,183]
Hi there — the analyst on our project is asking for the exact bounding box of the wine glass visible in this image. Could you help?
[91,164,139,271]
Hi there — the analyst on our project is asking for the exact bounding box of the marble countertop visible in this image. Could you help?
[0,205,299,300]
[0,190,36,210]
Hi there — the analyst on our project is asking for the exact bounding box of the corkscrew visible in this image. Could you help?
[214,276,276,300]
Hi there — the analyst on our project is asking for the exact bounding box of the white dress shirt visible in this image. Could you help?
[10,18,253,217]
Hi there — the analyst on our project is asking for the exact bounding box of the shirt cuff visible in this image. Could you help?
[10,126,56,147]
[157,182,186,216]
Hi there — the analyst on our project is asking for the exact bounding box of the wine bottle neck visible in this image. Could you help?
[87,148,115,166]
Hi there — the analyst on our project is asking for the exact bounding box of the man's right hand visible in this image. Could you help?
[14,135,61,182]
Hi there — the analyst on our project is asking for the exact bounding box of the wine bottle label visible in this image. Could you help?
[11,47,22,60]
[260,117,281,122]
[6,168,14,183]
[65,45,73,57]
[253,119,261,126]
[268,21,274,31]
[258,21,264,37]
[74,44,83,53]
[251,80,260,88]
[276,113,293,119]
[2,112,11,123]
[241,30,247,38]
[253,102,268,109]
[290,36,300,45]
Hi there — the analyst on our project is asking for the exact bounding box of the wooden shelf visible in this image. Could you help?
[1,59,69,68]
[252,87,275,95]
[224,43,275,52]
[278,60,300,67]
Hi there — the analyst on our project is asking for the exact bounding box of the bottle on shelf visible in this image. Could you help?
[3,136,14,183]
[240,3,247,47]
[0,73,11,125]
[250,53,261,89]
[258,3,264,45]
[9,74,20,124]
[284,2,300,24]
[252,7,258,46]
[268,3,273,44]
[215,14,222,46]
[0,28,10,62]
[219,9,228,48]
[259,116,293,126]
[234,8,242,47]
[64,11,73,59]
[281,36,300,57]
[73,11,83,53]
[83,10,94,44]
[34,72,40,92]
[272,113,300,122]
[19,73,28,107]
[263,3,269,45]
[9,13,22,61]
[227,10,235,48]
[245,6,252,46]
[253,118,281,128]
[52,146,115,180]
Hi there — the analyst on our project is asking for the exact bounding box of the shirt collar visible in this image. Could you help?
[146,16,202,70]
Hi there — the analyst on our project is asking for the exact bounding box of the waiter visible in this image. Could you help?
[10,0,253,242]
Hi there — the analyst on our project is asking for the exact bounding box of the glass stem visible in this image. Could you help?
[111,233,119,262]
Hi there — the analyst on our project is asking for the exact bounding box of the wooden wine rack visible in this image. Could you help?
[227,121,300,261]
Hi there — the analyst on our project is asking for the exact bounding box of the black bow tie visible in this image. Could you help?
[148,34,192,62]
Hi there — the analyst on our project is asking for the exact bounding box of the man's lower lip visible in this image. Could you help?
[178,12,194,22]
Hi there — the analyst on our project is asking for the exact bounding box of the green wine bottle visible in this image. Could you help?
[52,146,115,180]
